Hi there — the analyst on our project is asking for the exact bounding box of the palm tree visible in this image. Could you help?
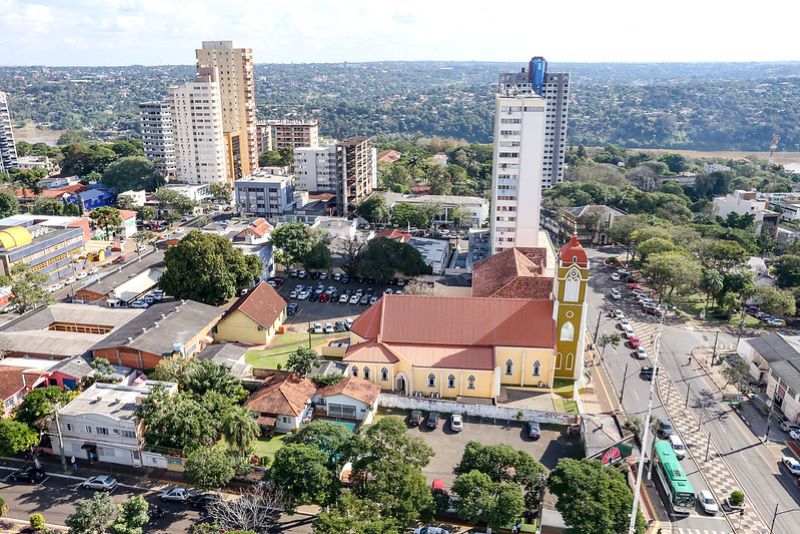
[222,406,260,457]
[700,269,724,316]
[597,333,622,362]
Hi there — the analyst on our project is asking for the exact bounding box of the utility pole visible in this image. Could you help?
[705,432,712,462]
[711,331,719,367]
[685,382,691,408]
[619,362,629,404]
[53,404,67,474]
[593,309,603,348]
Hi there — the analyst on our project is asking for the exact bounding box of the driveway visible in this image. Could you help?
[406,415,582,488]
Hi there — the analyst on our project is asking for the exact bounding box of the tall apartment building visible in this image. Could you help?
[268,119,320,149]
[489,89,548,253]
[498,57,569,188]
[138,101,176,178]
[196,41,257,179]
[256,122,273,154]
[169,68,227,185]
[0,92,18,174]
[293,145,338,192]
[337,137,375,215]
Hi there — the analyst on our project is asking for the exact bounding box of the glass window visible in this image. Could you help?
[468,375,476,390]
[428,374,436,388]
[505,359,513,375]
[533,361,541,377]
[363,367,371,380]
[380,367,388,381]
[448,375,456,389]
[560,322,575,342]
[352,366,358,377]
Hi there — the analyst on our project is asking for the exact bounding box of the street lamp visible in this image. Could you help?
[769,504,800,533]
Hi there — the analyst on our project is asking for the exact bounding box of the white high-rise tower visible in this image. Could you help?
[0,92,18,174]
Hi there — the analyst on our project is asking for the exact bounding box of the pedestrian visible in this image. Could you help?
[70,456,77,472]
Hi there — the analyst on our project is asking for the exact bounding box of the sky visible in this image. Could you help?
[2,0,800,66]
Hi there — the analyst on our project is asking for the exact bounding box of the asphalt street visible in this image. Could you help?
[587,247,800,534]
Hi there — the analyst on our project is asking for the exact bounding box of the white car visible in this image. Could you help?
[613,310,625,320]
[369,296,378,305]
[610,289,622,300]
[88,267,99,275]
[611,273,621,281]
[323,323,334,334]
[129,300,149,309]
[65,276,76,285]
[697,489,718,515]
[635,347,647,359]
[345,318,354,329]
[82,475,118,491]
[790,428,800,440]
[339,294,349,304]
[622,324,635,338]
[312,323,323,334]
[782,456,800,476]
[414,527,449,534]
[298,290,310,300]
[161,487,192,502]
[349,294,360,305]
[75,271,88,280]
[450,414,463,432]
[669,434,686,460]
[49,283,64,292]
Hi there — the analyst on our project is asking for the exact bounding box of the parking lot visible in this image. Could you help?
[273,272,408,328]
[390,412,582,488]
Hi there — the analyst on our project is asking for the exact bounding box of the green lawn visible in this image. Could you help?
[252,434,288,463]
[245,331,344,369]
[553,397,579,414]
[552,378,574,398]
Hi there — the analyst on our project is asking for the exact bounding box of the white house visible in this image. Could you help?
[117,190,147,208]
[738,333,800,423]
[712,190,779,237]
[49,380,177,468]
[245,372,316,434]
[313,376,380,423]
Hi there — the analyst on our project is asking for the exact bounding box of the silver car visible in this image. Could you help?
[450,414,463,432]
[82,475,118,491]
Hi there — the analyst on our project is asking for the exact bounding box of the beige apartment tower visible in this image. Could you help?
[196,41,257,179]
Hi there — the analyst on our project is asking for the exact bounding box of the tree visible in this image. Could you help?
[0,419,38,455]
[636,237,674,261]
[452,470,525,530]
[449,205,469,228]
[139,206,155,222]
[57,130,87,146]
[259,147,293,167]
[752,286,796,317]
[0,262,53,313]
[109,495,149,534]
[304,239,332,271]
[286,420,352,468]
[185,446,236,490]
[314,489,401,534]
[340,236,368,278]
[207,486,284,532]
[390,203,427,228]
[101,156,164,193]
[285,347,320,377]
[597,333,621,359]
[693,239,748,273]
[700,269,725,315]
[643,251,702,302]
[31,196,68,216]
[131,230,156,255]
[65,491,117,534]
[0,191,18,218]
[658,153,686,173]
[14,386,76,429]
[222,406,260,457]
[89,206,122,238]
[182,358,249,401]
[270,221,317,267]
[270,444,336,509]
[160,231,262,305]
[358,237,431,281]
[155,188,195,219]
[30,513,45,531]
[721,357,751,393]
[548,458,646,534]
[210,182,233,204]
[356,195,390,223]
[775,254,800,288]
[135,385,221,452]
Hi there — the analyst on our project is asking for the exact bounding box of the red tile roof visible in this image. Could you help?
[410,185,432,195]
[377,150,402,163]
[374,229,411,243]
[0,365,28,401]
[472,247,552,300]
[315,376,380,405]
[246,372,316,417]
[117,209,137,220]
[560,235,588,267]
[383,344,495,370]
[352,294,554,348]
[224,281,287,330]
[344,341,398,364]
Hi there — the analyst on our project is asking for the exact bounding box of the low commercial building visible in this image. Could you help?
[74,251,165,304]
[408,237,451,275]
[91,300,223,369]
[67,188,116,211]
[311,216,357,242]
[0,355,112,391]
[157,183,212,204]
[117,190,147,208]
[17,155,59,175]
[0,223,85,282]
[235,171,295,217]
[215,281,287,345]
[49,381,178,467]
[380,191,489,228]
[738,333,800,424]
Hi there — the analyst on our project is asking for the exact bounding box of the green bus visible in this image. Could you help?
[653,440,695,514]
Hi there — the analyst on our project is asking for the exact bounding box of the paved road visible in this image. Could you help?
[586,247,800,534]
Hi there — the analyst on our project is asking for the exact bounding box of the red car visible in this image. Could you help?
[628,283,642,291]
[628,336,641,349]
[269,277,285,286]
[319,293,330,303]
[112,256,127,264]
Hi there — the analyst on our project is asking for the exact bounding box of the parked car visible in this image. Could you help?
[527,421,541,440]
[450,414,463,432]
[369,296,378,305]
[384,288,393,294]
[359,295,370,305]
[290,289,299,299]
[289,269,298,278]
[82,475,118,491]
[622,324,635,338]
[628,283,642,291]
[312,323,323,334]
[129,300,149,309]
[610,289,622,300]
[409,410,423,426]
[611,272,621,281]
[161,487,192,502]
[287,303,299,316]
[191,492,222,510]
[613,309,625,320]
[426,412,440,429]
[781,420,800,433]
[414,527,450,534]
[783,456,800,476]
[335,321,347,332]
[112,256,127,264]
[339,294,349,304]
[1,303,19,314]
[319,293,330,303]
[340,275,350,284]
[697,489,719,515]
[349,294,360,305]
[345,318,354,330]
[298,290,310,300]
[640,366,655,381]
[658,420,674,438]
[323,323,334,334]
[628,336,641,349]
[10,465,46,483]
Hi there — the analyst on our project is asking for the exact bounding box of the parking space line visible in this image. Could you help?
[38,476,50,485]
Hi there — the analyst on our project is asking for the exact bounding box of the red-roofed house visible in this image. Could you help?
[373,228,411,243]
[1,365,48,417]
[343,238,591,398]
[215,281,287,345]
[377,150,401,163]
[313,376,380,422]
[245,372,317,433]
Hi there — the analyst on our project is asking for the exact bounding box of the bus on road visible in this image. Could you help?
[653,439,695,514]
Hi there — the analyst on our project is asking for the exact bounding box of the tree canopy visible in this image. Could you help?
[101,156,164,193]
[184,446,236,490]
[358,237,432,281]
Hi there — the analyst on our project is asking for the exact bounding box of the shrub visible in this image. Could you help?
[30,512,45,531]
[312,373,343,387]
[0,496,7,516]
[729,490,745,507]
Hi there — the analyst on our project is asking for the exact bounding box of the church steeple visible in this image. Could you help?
[553,235,589,381]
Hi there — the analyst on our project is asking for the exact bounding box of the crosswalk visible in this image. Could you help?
[674,529,732,534]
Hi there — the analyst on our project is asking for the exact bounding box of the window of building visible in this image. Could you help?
[96,427,109,436]
[66,424,73,432]
[448,374,456,389]
[85,426,92,434]
[363,367,371,380]
[533,360,541,377]
[560,322,575,342]
[563,268,581,302]
[505,360,514,376]
[122,430,136,439]
[428,374,436,388]
[467,375,476,390]
[352,366,358,377]
[380,367,389,381]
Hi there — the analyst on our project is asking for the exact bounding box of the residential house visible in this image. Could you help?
[380,191,489,229]
[0,365,48,417]
[91,300,223,369]
[712,190,780,238]
[49,381,178,467]
[215,281,287,345]
[68,188,116,211]
[197,343,251,379]
[542,205,627,245]
[245,372,317,433]
[313,376,380,423]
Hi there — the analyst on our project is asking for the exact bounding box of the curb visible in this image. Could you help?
[2,516,67,532]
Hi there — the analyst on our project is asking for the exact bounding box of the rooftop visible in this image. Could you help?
[381,191,487,207]
[408,237,450,274]
[58,381,177,421]
[197,343,250,378]
[472,247,553,300]
[246,372,317,417]
[76,250,165,300]
[748,333,800,392]
[223,281,287,330]
[315,376,380,405]
[236,171,293,184]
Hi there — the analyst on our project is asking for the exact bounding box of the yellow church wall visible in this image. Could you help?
[409,367,494,399]
[495,347,556,387]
